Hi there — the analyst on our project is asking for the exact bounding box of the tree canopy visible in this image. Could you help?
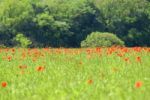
[0,0,150,47]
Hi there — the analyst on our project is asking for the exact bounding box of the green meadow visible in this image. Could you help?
[0,48,149,100]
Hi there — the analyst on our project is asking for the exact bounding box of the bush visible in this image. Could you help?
[14,33,32,48]
[0,44,6,48]
[81,32,124,47]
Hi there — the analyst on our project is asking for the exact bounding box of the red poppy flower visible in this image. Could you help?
[117,53,123,57]
[96,47,101,53]
[86,49,91,55]
[135,81,142,88]
[36,66,45,71]
[87,79,93,84]
[19,65,27,69]
[136,56,141,62]
[1,82,7,87]
[7,56,12,61]
[124,58,129,62]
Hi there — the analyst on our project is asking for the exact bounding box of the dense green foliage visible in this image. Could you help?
[0,0,150,47]
[94,0,150,46]
[81,32,124,47]
[13,33,32,48]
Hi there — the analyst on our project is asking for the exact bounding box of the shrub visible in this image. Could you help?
[14,33,32,48]
[0,44,6,48]
[81,32,124,47]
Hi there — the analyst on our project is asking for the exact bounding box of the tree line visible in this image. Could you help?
[0,0,150,47]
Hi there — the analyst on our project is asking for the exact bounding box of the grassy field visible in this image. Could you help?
[0,47,150,100]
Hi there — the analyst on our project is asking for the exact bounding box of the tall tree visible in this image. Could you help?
[94,0,150,46]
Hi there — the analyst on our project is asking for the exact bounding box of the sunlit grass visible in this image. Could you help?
[0,47,150,100]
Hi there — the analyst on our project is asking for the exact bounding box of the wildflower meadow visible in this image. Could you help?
[0,47,150,100]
